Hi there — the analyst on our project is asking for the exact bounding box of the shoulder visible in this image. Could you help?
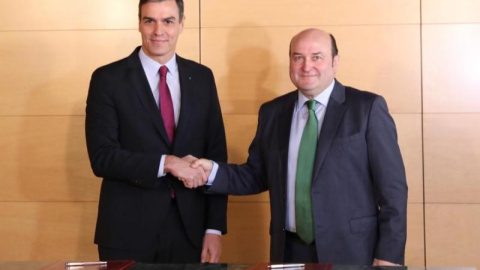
[91,50,137,79]
[344,85,380,101]
[339,85,393,122]
[176,55,213,75]
[342,84,388,109]
[260,91,297,112]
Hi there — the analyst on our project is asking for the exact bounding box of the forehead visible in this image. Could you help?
[140,1,179,18]
[291,33,331,55]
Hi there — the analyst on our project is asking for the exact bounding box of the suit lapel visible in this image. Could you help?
[277,92,297,201]
[278,92,297,162]
[313,80,347,178]
[127,47,171,145]
[172,56,192,152]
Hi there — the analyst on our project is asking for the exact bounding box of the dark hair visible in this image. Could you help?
[330,34,338,57]
[138,0,184,22]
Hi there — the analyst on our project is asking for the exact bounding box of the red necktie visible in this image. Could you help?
[159,66,175,143]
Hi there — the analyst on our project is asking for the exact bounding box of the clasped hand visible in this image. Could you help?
[164,155,213,188]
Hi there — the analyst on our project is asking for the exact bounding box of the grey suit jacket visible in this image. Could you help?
[209,80,407,264]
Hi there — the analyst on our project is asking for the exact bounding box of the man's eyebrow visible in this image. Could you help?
[292,52,322,56]
[141,16,156,21]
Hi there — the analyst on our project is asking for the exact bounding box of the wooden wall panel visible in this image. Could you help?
[334,26,421,114]
[222,202,270,263]
[422,0,480,24]
[425,204,480,268]
[201,0,419,27]
[202,27,293,115]
[0,30,199,116]
[424,114,480,203]
[421,1,480,269]
[422,25,480,113]
[406,204,425,266]
[0,116,99,202]
[223,114,270,203]
[0,0,199,30]
[203,25,420,115]
[0,202,98,261]
[223,115,257,164]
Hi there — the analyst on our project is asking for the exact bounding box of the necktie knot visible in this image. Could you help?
[306,99,317,111]
[159,65,168,79]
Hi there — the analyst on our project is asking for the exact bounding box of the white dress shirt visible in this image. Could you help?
[138,48,181,178]
[285,80,335,232]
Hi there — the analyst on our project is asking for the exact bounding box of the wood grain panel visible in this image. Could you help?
[334,26,421,114]
[223,114,269,203]
[0,202,98,261]
[422,0,480,24]
[423,25,480,113]
[424,114,480,203]
[223,115,257,164]
[201,0,419,27]
[0,29,199,116]
[425,204,480,269]
[0,116,100,202]
[222,202,270,263]
[0,0,199,30]
[393,114,423,203]
[406,203,425,266]
[202,25,420,115]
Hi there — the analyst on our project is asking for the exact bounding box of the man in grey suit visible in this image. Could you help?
[182,28,408,265]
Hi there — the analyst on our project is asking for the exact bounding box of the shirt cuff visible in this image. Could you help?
[206,162,219,185]
[205,229,222,236]
[158,155,167,178]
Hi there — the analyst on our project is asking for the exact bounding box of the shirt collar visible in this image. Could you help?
[297,80,336,108]
[138,47,178,77]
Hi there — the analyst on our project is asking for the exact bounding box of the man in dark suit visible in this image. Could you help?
[186,28,408,265]
[85,0,227,263]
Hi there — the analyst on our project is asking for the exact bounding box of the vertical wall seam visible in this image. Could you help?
[199,0,202,63]
[420,0,427,267]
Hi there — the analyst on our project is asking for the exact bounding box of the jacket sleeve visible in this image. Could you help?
[368,96,408,264]
[85,67,160,189]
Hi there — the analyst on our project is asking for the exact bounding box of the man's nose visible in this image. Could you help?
[154,23,165,35]
[301,59,312,71]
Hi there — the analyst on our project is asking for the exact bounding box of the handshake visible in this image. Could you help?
[164,155,214,189]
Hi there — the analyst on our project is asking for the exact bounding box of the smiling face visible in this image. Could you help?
[289,29,339,99]
[138,0,184,64]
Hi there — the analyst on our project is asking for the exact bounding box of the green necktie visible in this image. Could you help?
[295,99,318,244]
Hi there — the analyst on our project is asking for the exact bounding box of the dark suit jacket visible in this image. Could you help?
[209,80,407,265]
[85,47,228,250]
